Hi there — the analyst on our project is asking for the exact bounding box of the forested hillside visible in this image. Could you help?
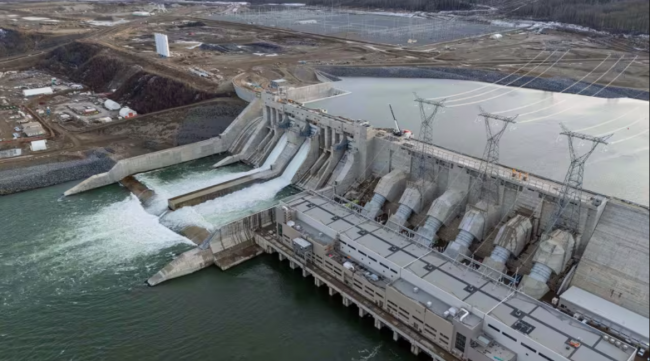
[244,0,649,34]
[509,0,648,34]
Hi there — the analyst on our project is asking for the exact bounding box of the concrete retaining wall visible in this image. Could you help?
[233,73,261,103]
[287,82,336,103]
[65,99,263,196]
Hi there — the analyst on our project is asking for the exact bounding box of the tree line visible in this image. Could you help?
[242,0,649,34]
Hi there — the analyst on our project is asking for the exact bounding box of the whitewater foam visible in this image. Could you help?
[3,194,192,305]
[164,138,311,229]
[136,134,289,216]
[24,194,193,266]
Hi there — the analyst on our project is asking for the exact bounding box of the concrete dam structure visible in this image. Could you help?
[66,80,649,361]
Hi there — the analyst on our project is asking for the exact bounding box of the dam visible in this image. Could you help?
[64,79,649,361]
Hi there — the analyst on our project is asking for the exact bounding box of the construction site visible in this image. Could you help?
[0,1,648,361]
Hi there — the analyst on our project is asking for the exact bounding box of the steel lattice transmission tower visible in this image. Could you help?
[412,93,445,186]
[546,124,612,234]
[475,108,517,204]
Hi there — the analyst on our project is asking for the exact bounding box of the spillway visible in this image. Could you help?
[136,134,289,215]
[162,138,311,231]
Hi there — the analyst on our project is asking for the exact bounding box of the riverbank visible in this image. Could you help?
[317,66,650,101]
[0,149,115,195]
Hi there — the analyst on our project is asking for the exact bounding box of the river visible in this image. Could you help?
[0,155,413,360]
[2,77,647,359]
[307,77,650,206]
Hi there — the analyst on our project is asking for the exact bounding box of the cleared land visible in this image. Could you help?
[0,1,647,192]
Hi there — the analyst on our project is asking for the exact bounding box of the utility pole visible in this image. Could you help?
[413,93,445,190]
[546,124,612,234]
[476,108,517,205]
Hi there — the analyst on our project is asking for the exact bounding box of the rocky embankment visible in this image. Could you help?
[318,66,650,101]
[0,150,115,195]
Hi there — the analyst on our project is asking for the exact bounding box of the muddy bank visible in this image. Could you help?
[318,66,650,101]
[40,42,230,114]
[0,149,115,195]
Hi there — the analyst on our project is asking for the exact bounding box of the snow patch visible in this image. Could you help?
[23,17,59,22]
[490,19,612,36]
[87,19,129,27]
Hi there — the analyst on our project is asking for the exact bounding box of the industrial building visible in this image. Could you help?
[257,191,642,361]
[67,81,649,361]
[22,121,46,137]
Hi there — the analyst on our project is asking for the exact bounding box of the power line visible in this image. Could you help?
[423,48,550,101]
[447,49,571,108]
[519,57,638,123]
[492,54,614,115]
[446,49,560,104]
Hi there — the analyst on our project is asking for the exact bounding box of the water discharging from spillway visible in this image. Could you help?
[137,134,289,215]
[162,138,312,231]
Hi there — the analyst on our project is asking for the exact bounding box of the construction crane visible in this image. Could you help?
[389,104,411,138]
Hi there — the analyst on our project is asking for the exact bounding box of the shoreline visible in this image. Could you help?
[317,66,650,101]
[0,150,115,196]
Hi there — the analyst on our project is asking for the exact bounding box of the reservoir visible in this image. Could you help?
[1,78,647,360]
[308,78,649,206]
